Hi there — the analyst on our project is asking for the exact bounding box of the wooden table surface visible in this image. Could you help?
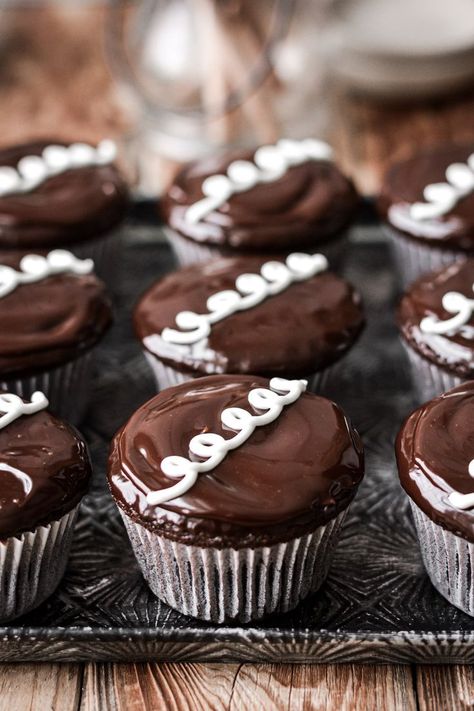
[0,6,474,710]
[0,661,473,710]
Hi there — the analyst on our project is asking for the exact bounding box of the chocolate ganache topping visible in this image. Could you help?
[397,259,474,377]
[378,144,474,249]
[0,251,112,378]
[161,145,359,251]
[135,255,364,377]
[108,375,364,547]
[0,140,129,249]
[0,394,91,538]
[396,381,474,542]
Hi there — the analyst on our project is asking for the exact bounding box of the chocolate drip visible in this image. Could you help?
[396,381,474,542]
[134,255,364,378]
[0,252,112,377]
[0,406,91,538]
[0,140,129,249]
[108,375,364,548]
[397,258,474,377]
[378,144,474,249]
[161,149,359,250]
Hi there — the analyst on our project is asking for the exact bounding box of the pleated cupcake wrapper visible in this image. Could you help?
[120,509,347,623]
[384,225,467,288]
[164,227,349,270]
[0,506,78,622]
[0,350,93,424]
[70,225,123,285]
[401,339,463,403]
[144,350,333,394]
[410,500,474,617]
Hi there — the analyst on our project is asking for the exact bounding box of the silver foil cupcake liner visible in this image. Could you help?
[120,509,347,623]
[401,340,463,403]
[410,500,474,617]
[164,227,349,270]
[384,226,467,288]
[0,506,78,622]
[0,350,93,423]
[143,351,333,394]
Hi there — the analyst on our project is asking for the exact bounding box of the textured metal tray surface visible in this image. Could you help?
[2,210,474,664]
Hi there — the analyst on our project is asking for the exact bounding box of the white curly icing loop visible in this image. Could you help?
[409,154,474,221]
[184,138,333,225]
[448,460,474,510]
[0,250,94,299]
[0,139,117,198]
[155,252,328,347]
[420,285,474,337]
[146,377,307,506]
[0,391,48,430]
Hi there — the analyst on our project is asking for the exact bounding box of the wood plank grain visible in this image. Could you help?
[0,663,83,711]
[416,665,474,711]
[80,662,240,711]
[230,663,417,711]
[81,662,416,711]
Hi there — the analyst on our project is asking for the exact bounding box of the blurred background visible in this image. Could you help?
[0,0,473,195]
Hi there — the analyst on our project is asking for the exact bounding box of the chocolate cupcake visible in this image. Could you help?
[397,382,474,616]
[161,138,359,267]
[0,139,129,281]
[397,258,474,402]
[108,375,364,622]
[0,390,91,621]
[0,249,112,422]
[134,252,364,392]
[379,144,474,286]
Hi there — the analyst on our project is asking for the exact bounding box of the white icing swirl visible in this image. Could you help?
[448,459,474,510]
[146,377,307,506]
[0,250,94,300]
[184,138,333,225]
[420,285,474,337]
[409,153,474,221]
[144,252,328,350]
[0,391,48,430]
[0,139,117,198]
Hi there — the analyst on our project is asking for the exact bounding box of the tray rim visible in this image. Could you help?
[1,625,474,641]
[1,627,474,664]
[3,208,474,664]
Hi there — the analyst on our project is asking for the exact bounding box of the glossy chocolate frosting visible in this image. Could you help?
[0,140,129,249]
[397,259,474,377]
[161,149,359,250]
[135,255,364,377]
[108,375,364,547]
[0,252,112,377]
[397,381,474,542]
[378,144,474,249]
[0,402,91,538]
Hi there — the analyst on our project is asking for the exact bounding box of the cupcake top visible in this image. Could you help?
[161,138,359,251]
[0,390,91,538]
[0,249,112,378]
[135,252,364,378]
[379,144,474,249]
[0,139,129,249]
[397,258,474,377]
[108,375,364,547]
[397,381,474,542]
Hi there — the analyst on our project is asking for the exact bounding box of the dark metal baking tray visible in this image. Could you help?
[1,202,474,664]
